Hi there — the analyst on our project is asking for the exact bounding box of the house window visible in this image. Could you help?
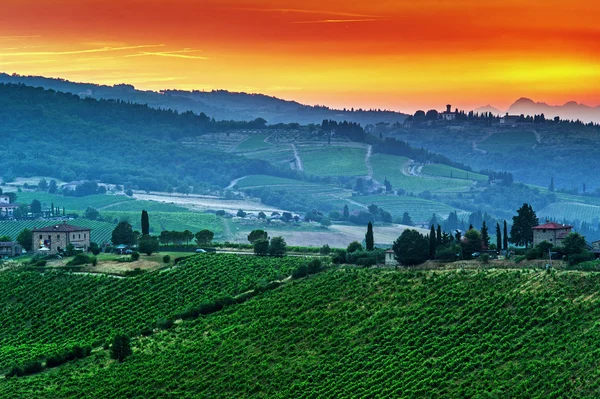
[78,234,81,239]
[48,235,51,240]
[543,229,546,233]
[57,235,60,239]
[72,234,75,239]
[84,234,86,239]
[39,235,42,239]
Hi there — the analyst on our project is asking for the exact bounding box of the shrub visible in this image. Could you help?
[307,259,323,274]
[91,256,97,266]
[110,333,132,362]
[567,252,596,267]
[331,249,347,264]
[514,256,526,264]
[435,247,459,262]
[162,255,171,264]
[526,247,542,260]
[34,260,47,267]
[319,244,331,256]
[156,318,174,330]
[480,254,490,265]
[67,253,93,266]
[292,264,309,279]
[131,251,140,261]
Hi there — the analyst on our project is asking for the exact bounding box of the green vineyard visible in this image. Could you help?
[0,219,116,243]
[3,267,600,397]
[0,254,305,371]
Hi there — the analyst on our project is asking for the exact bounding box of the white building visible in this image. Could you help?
[0,195,19,219]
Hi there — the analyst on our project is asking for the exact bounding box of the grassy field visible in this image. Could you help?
[242,147,294,167]
[478,131,538,153]
[299,146,368,177]
[352,194,462,222]
[538,202,600,224]
[234,134,272,152]
[421,164,488,181]
[5,268,600,397]
[0,219,115,243]
[98,200,188,213]
[235,175,352,201]
[371,154,473,194]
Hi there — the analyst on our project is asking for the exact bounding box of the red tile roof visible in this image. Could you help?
[33,223,91,233]
[532,222,573,230]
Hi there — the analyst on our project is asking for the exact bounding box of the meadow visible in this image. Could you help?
[100,211,224,236]
[4,268,600,398]
[10,192,133,212]
[370,154,473,194]
[421,163,488,181]
[352,194,462,222]
[478,131,538,153]
[299,146,368,177]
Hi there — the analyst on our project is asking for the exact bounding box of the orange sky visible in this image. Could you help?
[1,0,599,113]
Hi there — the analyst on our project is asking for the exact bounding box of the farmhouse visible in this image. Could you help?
[0,242,22,257]
[500,113,521,126]
[385,249,398,266]
[32,222,91,255]
[592,240,600,258]
[0,195,19,219]
[532,222,572,247]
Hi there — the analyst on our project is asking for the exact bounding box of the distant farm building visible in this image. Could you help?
[500,113,521,126]
[0,195,19,219]
[33,222,91,255]
[0,242,22,257]
[592,240,600,258]
[385,250,398,266]
[532,222,573,247]
[440,104,456,121]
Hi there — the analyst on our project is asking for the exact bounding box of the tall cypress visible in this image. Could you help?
[481,221,490,248]
[503,220,508,250]
[365,222,374,251]
[141,210,150,236]
[436,225,442,246]
[429,225,437,259]
[496,222,502,251]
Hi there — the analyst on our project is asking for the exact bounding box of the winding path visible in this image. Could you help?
[365,145,374,179]
[226,176,248,190]
[291,144,303,172]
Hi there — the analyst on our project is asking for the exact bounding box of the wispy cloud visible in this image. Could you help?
[0,44,164,56]
[0,35,41,41]
[292,18,384,24]
[125,49,209,60]
[239,7,381,18]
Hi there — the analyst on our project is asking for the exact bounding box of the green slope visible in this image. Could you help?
[4,268,600,398]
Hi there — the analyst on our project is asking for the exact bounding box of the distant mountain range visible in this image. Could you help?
[0,73,407,126]
[474,98,600,124]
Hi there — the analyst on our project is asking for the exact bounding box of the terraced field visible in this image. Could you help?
[10,192,132,212]
[5,268,600,398]
[299,146,368,177]
[538,202,600,224]
[242,147,294,167]
[422,164,488,181]
[0,219,115,243]
[371,154,473,194]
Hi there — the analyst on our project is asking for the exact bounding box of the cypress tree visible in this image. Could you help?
[429,225,437,259]
[365,222,374,251]
[343,205,350,221]
[481,221,490,248]
[549,177,555,192]
[496,222,502,251]
[503,220,508,250]
[436,225,442,246]
[141,210,150,236]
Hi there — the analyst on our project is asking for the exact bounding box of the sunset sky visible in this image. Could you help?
[1,0,599,113]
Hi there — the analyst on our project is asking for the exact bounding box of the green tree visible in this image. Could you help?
[436,225,442,246]
[38,178,48,191]
[89,242,101,255]
[549,177,555,192]
[509,204,539,248]
[0,235,11,242]
[253,239,269,256]
[195,230,214,246]
[268,236,287,257]
[496,223,502,251]
[237,209,247,218]
[16,228,33,251]
[84,207,100,221]
[401,212,413,226]
[503,220,508,250]
[141,210,150,236]
[347,241,363,253]
[392,229,429,266]
[429,225,437,259]
[111,221,136,246]
[562,232,587,255]
[481,221,490,248]
[30,199,42,215]
[463,229,483,259]
[365,222,374,251]
[343,205,350,220]
[248,229,268,244]
[48,179,57,194]
[110,333,132,362]
[319,244,331,255]
[138,235,159,256]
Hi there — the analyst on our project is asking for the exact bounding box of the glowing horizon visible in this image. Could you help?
[1,0,599,114]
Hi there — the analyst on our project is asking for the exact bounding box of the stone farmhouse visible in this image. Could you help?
[32,222,91,255]
[0,195,19,219]
[532,222,572,247]
[0,242,22,257]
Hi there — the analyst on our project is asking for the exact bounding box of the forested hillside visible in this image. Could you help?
[3,266,600,398]
[0,84,295,191]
